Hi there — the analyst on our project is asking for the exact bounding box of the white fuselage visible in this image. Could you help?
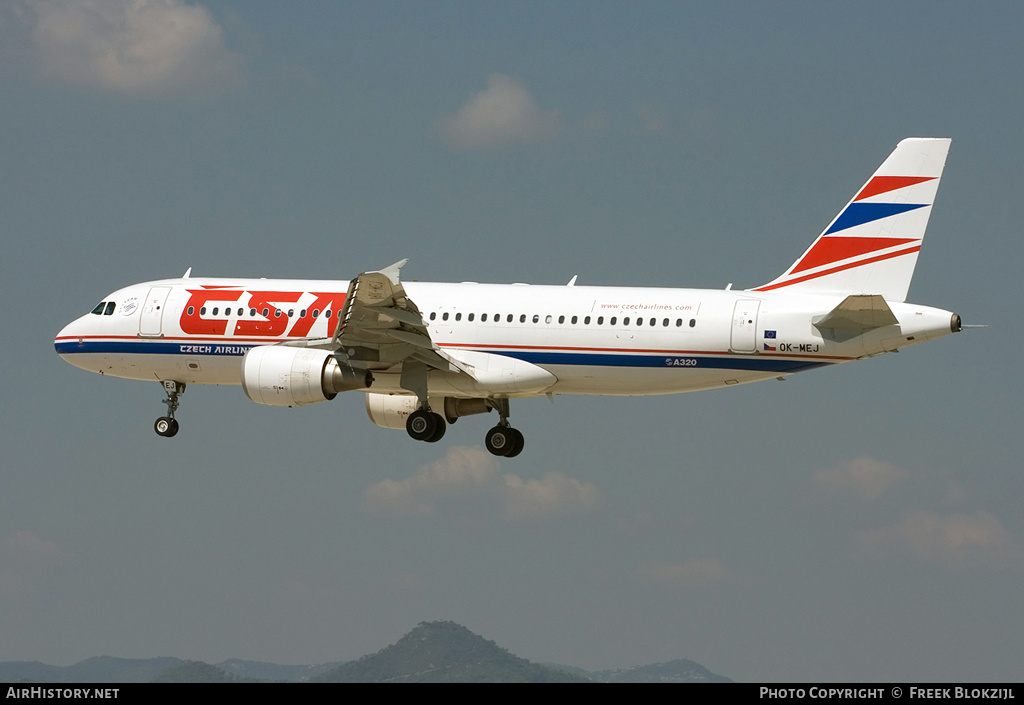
[54,277,958,399]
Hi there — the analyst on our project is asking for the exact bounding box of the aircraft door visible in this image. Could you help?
[139,286,172,338]
[730,299,761,353]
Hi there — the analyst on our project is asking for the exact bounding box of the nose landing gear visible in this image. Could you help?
[154,380,185,437]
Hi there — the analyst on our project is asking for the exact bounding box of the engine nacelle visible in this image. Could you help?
[242,346,371,407]
[365,394,419,429]
[365,393,491,429]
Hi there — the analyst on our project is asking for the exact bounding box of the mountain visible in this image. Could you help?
[593,659,732,683]
[152,660,236,683]
[0,621,729,683]
[313,620,585,683]
[0,656,181,683]
[217,658,342,682]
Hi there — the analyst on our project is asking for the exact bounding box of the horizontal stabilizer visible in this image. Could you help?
[814,295,897,332]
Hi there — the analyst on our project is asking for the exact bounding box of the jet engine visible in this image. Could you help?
[242,346,371,407]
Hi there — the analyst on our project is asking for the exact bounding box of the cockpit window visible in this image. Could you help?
[91,302,106,315]
[104,302,116,315]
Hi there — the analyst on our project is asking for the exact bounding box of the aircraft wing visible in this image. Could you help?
[291,260,552,396]
[328,260,461,374]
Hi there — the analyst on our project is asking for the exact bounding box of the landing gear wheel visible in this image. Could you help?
[505,428,525,458]
[407,409,439,441]
[485,425,514,456]
[425,415,446,443]
[154,417,179,437]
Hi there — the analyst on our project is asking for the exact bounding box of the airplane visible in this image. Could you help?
[55,138,961,458]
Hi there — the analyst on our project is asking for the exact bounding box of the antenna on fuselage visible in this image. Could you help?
[182,267,192,279]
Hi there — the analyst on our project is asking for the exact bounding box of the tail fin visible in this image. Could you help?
[753,138,951,302]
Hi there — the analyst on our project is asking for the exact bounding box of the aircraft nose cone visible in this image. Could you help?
[55,318,85,357]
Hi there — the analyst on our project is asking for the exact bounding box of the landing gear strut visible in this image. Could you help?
[484,399,524,458]
[154,380,185,437]
[401,360,446,443]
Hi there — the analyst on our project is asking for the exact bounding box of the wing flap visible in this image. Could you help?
[330,260,471,381]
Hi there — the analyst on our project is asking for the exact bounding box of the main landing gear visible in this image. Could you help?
[402,397,525,458]
[406,408,447,443]
[485,424,524,458]
[154,380,185,438]
[484,398,524,458]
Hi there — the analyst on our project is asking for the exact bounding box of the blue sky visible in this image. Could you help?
[1,1,1020,681]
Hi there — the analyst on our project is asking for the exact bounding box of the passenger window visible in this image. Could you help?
[624,317,631,326]
[187,306,195,316]
[250,308,256,316]
[584,316,591,324]
[430,312,436,321]
[676,318,682,327]
[481,313,488,322]
[288,309,294,317]
[610,317,617,325]
[455,313,462,321]
[262,308,269,317]
[558,315,565,324]
[637,317,643,327]
[520,314,526,323]
[650,318,656,326]
[468,313,475,322]
[545,315,552,324]
[532,315,539,323]
[201,307,207,315]
[662,318,669,327]
[300,309,306,318]
[274,309,281,318]
[571,315,578,324]
[104,302,116,315]
[442,312,449,321]
[597,316,604,325]
[212,307,219,316]
[690,319,696,327]
[507,314,513,323]
[325,309,332,318]
[91,302,106,315]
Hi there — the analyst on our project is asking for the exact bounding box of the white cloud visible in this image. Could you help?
[362,446,601,522]
[362,445,498,519]
[857,510,1021,570]
[813,457,909,501]
[439,74,561,149]
[499,471,603,521]
[28,0,243,97]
